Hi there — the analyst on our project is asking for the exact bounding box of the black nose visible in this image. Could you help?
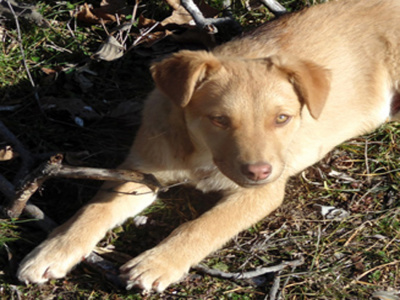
[241,162,272,181]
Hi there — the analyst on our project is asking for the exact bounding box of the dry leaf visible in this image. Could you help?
[132,30,173,47]
[92,36,125,61]
[161,2,193,27]
[162,0,219,27]
[133,0,220,47]
[76,0,130,24]
[165,0,218,18]
[41,67,57,75]
[76,3,101,24]
[0,145,17,161]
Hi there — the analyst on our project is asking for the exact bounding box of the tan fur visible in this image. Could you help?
[18,0,400,292]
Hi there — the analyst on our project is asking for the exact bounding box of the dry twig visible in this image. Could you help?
[181,0,240,34]
[258,0,286,16]
[193,257,304,280]
[85,251,125,288]
[3,153,162,219]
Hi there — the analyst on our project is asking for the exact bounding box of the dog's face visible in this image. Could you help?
[151,51,330,187]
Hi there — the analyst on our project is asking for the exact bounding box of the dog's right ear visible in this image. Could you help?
[150,51,222,107]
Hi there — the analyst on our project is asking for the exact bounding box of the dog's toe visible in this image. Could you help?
[120,248,189,292]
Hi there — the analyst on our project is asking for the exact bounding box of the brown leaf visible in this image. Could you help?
[41,67,57,75]
[132,30,173,47]
[161,11,190,28]
[76,0,130,24]
[0,145,18,161]
[133,0,220,48]
[76,3,102,24]
[137,14,159,29]
[161,1,192,27]
[165,0,218,17]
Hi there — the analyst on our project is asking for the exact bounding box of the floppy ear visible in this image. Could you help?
[150,50,222,107]
[267,55,331,119]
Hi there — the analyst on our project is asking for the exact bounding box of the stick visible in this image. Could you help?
[56,165,161,192]
[267,271,281,300]
[258,0,286,16]
[180,0,239,34]
[22,203,58,232]
[193,257,304,280]
[4,155,64,219]
[4,154,162,219]
[84,251,126,288]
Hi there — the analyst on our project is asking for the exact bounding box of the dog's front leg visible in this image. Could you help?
[17,181,156,284]
[120,178,286,292]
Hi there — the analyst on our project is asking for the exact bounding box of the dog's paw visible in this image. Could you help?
[119,247,190,292]
[17,238,88,284]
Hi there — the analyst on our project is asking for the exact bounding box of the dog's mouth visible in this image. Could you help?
[235,178,273,188]
[213,158,278,188]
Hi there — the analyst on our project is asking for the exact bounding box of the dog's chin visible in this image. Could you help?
[226,175,277,188]
[237,179,271,188]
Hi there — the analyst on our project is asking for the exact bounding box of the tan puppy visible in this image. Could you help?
[18,0,400,292]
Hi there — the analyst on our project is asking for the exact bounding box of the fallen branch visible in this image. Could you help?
[23,203,58,232]
[267,270,282,300]
[85,251,125,288]
[181,0,240,34]
[259,0,286,16]
[3,153,162,219]
[193,257,304,280]
[267,262,300,300]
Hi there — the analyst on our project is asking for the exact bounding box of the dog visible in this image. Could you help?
[17,0,400,293]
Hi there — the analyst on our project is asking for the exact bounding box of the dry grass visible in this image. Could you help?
[0,1,399,299]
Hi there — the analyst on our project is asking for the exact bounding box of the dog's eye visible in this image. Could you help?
[209,115,230,129]
[275,114,291,125]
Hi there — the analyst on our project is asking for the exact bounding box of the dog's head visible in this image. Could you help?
[151,50,330,187]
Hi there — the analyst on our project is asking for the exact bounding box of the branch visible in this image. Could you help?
[84,251,125,288]
[258,0,286,16]
[23,203,58,232]
[3,153,162,219]
[193,257,304,280]
[180,0,240,34]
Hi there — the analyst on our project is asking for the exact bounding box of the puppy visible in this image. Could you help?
[18,0,400,292]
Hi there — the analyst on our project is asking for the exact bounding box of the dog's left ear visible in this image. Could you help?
[151,50,222,107]
[267,56,331,119]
